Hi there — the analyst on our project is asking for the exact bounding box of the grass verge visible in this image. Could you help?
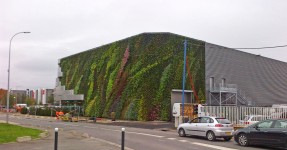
[0,123,43,144]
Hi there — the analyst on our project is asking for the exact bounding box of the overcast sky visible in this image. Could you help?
[1,0,287,90]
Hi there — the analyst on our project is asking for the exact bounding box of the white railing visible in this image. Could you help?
[219,83,237,92]
[199,106,287,124]
[211,83,237,92]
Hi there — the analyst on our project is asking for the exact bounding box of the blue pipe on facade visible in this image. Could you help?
[181,40,187,117]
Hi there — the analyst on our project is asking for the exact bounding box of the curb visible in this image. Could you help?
[81,133,89,138]
[17,136,32,142]
[39,130,49,138]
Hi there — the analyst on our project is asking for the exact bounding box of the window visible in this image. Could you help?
[243,116,251,121]
[191,118,200,123]
[216,118,231,124]
[256,120,273,128]
[209,118,214,123]
[200,117,210,123]
[274,120,287,128]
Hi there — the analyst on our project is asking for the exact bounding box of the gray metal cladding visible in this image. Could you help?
[205,43,287,106]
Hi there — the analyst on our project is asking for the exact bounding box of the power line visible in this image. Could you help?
[233,45,287,50]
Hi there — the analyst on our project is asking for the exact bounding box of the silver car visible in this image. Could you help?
[239,115,264,125]
[177,116,234,141]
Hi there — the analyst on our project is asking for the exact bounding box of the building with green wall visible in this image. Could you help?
[54,32,287,121]
[54,33,205,121]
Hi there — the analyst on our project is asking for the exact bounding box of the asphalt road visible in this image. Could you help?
[0,113,276,150]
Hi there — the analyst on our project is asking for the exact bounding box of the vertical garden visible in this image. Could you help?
[59,33,205,121]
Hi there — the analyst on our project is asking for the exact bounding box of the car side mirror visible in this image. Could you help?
[254,126,260,130]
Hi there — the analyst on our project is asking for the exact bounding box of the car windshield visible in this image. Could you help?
[243,116,251,121]
[215,118,231,124]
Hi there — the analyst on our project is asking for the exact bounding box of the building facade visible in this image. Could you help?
[10,90,27,104]
[54,32,287,120]
[28,89,54,105]
[205,43,287,106]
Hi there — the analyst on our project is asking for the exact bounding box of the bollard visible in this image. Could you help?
[121,128,125,150]
[54,128,58,150]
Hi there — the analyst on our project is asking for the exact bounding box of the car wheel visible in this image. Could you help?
[178,128,186,137]
[206,131,216,141]
[223,137,232,141]
[238,133,249,146]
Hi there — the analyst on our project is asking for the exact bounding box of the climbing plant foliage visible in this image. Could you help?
[60,33,205,121]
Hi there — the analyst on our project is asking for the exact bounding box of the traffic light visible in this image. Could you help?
[193,104,198,115]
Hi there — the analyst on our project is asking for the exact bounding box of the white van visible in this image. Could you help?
[16,104,27,108]
[239,115,265,125]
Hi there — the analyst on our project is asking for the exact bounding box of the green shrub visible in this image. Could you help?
[28,107,35,115]
[20,107,28,114]
[28,107,52,116]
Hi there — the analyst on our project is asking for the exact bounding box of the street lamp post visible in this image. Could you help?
[14,96,16,106]
[6,32,30,123]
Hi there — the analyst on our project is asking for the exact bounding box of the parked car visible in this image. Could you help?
[239,115,265,125]
[233,119,287,149]
[177,116,234,141]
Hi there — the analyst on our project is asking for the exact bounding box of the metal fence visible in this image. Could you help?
[199,106,287,124]
[27,106,84,117]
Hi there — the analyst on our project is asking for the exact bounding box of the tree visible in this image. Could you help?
[25,97,35,106]
[0,94,6,106]
[0,89,7,105]
[9,94,16,107]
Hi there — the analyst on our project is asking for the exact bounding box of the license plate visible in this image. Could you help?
[225,132,231,135]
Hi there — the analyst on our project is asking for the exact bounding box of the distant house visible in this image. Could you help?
[0,88,7,105]
[10,90,27,104]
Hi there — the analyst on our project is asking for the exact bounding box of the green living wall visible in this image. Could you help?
[60,33,205,121]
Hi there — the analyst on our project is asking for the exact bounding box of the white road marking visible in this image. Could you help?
[167,138,177,140]
[192,142,238,150]
[127,131,164,138]
[178,140,188,142]
[90,137,134,150]
[82,125,165,138]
